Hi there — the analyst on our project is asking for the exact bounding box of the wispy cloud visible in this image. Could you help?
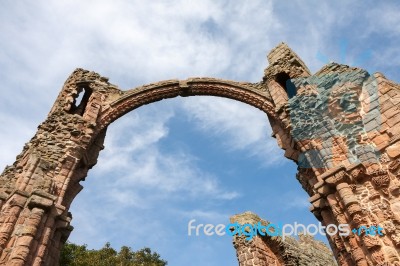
[86,103,241,207]
[181,97,284,165]
[282,194,310,210]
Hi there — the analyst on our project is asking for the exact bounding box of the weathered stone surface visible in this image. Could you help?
[230,212,337,266]
[0,42,400,265]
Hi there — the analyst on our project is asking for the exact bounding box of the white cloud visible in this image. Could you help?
[181,97,284,165]
[0,114,37,168]
[0,0,282,169]
[365,3,400,37]
[91,104,241,204]
[282,194,310,210]
[176,209,232,224]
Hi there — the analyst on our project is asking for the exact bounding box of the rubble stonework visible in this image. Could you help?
[0,42,400,265]
[230,212,337,266]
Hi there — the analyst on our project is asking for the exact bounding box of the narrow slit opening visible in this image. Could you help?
[69,87,93,116]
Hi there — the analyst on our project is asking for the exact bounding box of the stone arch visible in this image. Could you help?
[98,78,277,130]
[61,78,291,216]
[94,76,302,166]
[2,42,400,265]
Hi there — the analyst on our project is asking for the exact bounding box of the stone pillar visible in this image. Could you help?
[0,69,114,265]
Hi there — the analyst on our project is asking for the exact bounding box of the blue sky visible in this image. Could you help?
[0,1,399,265]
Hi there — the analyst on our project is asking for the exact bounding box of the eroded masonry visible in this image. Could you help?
[230,212,338,266]
[1,43,400,265]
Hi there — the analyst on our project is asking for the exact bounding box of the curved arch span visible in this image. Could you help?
[98,78,276,130]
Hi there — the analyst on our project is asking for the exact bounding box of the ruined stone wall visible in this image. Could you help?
[231,212,337,266]
[0,43,400,265]
[0,70,113,265]
[262,43,400,265]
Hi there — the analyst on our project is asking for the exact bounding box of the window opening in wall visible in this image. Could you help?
[275,72,296,99]
[70,87,92,116]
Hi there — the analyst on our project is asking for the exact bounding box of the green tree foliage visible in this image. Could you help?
[60,242,167,266]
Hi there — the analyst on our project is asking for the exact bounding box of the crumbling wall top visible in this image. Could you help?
[264,42,312,81]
